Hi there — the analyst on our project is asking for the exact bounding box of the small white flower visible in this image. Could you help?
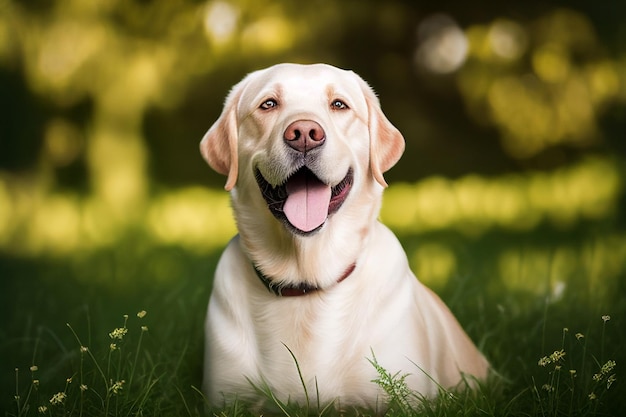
[549,349,566,363]
[110,380,125,395]
[109,327,128,340]
[49,392,67,405]
[607,374,617,389]
[600,360,616,375]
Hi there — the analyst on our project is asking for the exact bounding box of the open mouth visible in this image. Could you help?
[255,167,353,235]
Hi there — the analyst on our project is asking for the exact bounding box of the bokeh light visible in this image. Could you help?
[381,157,620,235]
[0,1,624,297]
[458,9,625,158]
[415,14,468,74]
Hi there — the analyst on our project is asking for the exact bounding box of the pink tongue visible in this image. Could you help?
[283,171,332,232]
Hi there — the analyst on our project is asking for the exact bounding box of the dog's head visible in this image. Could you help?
[200,63,404,236]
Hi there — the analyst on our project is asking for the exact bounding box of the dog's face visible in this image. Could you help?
[200,63,404,237]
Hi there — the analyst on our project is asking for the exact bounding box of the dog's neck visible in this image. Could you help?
[253,262,356,297]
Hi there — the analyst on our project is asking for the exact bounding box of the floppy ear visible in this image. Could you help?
[360,79,405,188]
[199,85,243,191]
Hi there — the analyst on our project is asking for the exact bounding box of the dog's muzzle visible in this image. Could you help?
[255,167,353,235]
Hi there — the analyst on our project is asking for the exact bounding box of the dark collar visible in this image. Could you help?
[253,262,356,297]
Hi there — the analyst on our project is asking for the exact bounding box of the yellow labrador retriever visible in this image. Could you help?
[200,63,488,408]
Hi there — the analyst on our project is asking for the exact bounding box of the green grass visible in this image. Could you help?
[2,227,625,416]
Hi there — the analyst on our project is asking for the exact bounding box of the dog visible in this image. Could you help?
[200,63,489,409]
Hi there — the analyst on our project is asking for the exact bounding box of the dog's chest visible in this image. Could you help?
[252,297,347,354]
[249,298,379,404]
[252,296,372,374]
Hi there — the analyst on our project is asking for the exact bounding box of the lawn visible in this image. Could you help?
[2,218,624,416]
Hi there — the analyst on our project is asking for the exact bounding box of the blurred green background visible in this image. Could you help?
[1,0,625,414]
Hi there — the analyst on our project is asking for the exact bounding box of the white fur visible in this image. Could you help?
[200,63,489,409]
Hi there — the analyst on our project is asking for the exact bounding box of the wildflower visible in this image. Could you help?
[137,310,147,318]
[80,346,89,353]
[602,315,610,322]
[570,369,577,377]
[542,384,554,392]
[563,327,568,333]
[110,343,117,351]
[607,374,616,389]
[538,356,551,367]
[141,326,148,332]
[549,349,566,363]
[109,327,128,340]
[30,365,38,372]
[110,380,125,395]
[38,405,48,413]
[588,392,597,400]
[49,392,67,405]
[33,379,40,387]
[575,333,584,340]
[123,314,129,319]
[80,384,88,392]
[600,360,616,375]
[592,360,617,382]
[66,377,73,384]
[555,365,562,371]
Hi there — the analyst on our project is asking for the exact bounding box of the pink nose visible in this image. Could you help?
[283,120,326,153]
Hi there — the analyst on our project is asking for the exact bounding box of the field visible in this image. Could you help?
[2,178,624,416]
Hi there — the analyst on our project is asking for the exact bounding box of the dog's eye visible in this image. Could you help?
[331,99,349,110]
[260,99,278,110]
